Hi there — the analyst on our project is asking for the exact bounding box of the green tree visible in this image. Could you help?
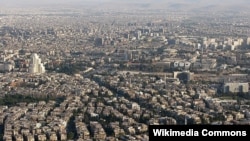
[67,132,74,140]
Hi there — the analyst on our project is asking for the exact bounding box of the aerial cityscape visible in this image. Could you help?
[1,0,250,140]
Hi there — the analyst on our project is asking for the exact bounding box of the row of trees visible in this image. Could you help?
[46,61,87,75]
[0,94,65,107]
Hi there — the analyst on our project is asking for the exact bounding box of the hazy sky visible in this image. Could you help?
[1,0,248,4]
[1,0,249,11]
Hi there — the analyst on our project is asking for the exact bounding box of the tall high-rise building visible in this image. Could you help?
[29,53,45,74]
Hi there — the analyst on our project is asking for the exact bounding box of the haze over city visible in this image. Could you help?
[0,0,250,140]
[1,0,250,11]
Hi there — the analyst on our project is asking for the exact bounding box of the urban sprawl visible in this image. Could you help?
[0,6,250,141]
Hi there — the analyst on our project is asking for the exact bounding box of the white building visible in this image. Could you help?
[247,37,250,45]
[173,61,191,70]
[223,83,249,93]
[29,53,45,74]
[0,63,14,72]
